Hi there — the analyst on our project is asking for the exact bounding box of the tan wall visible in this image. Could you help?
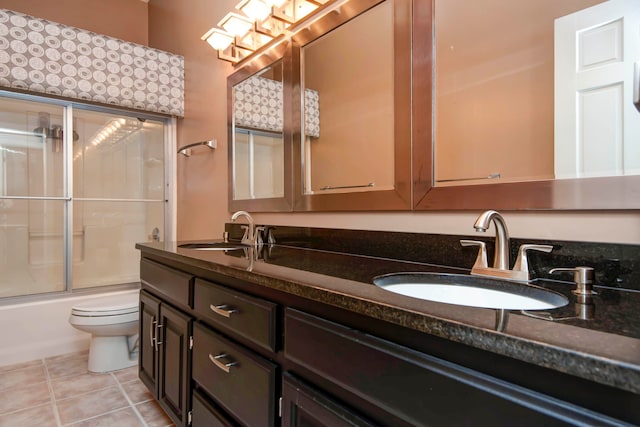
[147,0,640,244]
[0,0,149,45]
[148,0,234,240]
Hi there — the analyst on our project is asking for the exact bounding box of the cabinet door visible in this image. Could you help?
[285,309,620,426]
[282,374,378,427]
[158,303,192,427]
[139,290,160,395]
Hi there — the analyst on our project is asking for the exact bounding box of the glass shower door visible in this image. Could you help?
[0,97,66,298]
[72,109,165,289]
[0,93,169,299]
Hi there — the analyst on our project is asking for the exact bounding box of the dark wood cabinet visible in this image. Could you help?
[157,302,192,426]
[140,260,281,427]
[139,290,160,394]
[139,289,192,427]
[284,308,628,427]
[191,389,237,427]
[138,252,635,427]
[282,374,377,427]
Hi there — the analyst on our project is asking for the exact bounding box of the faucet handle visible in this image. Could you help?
[460,240,488,270]
[239,225,250,243]
[254,226,265,247]
[264,226,277,245]
[549,266,596,296]
[513,244,553,279]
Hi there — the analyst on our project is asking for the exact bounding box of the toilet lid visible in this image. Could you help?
[71,293,138,317]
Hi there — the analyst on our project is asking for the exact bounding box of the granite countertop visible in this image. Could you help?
[136,240,640,395]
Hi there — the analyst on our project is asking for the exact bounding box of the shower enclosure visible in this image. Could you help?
[0,92,173,299]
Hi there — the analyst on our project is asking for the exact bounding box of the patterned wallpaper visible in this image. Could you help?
[0,9,184,117]
[234,75,320,138]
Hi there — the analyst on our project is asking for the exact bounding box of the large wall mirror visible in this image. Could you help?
[418,0,640,209]
[228,43,294,212]
[301,2,394,195]
[227,0,639,212]
[291,0,416,211]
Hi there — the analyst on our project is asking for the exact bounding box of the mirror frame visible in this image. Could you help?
[226,0,640,212]
[227,42,294,212]
[291,0,417,211]
[415,0,640,211]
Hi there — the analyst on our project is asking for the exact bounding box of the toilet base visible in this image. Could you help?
[87,335,138,373]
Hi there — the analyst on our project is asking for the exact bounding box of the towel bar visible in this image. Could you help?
[178,140,216,157]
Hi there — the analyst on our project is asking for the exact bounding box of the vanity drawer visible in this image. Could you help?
[193,278,277,353]
[140,259,192,308]
[192,322,278,427]
[191,389,236,427]
[284,309,611,427]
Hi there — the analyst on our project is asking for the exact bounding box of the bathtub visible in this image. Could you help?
[0,289,139,367]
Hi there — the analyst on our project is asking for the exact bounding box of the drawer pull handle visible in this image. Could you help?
[210,304,238,318]
[150,318,156,347]
[155,324,163,351]
[209,353,237,373]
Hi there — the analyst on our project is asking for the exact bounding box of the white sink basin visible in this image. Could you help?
[373,273,568,310]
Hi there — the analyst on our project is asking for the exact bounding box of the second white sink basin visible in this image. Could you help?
[373,273,568,310]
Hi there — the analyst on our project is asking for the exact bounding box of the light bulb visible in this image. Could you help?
[201,28,235,50]
[237,0,271,22]
[218,12,254,37]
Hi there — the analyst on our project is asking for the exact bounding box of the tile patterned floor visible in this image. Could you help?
[0,351,174,427]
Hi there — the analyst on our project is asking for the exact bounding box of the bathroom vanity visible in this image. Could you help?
[136,226,640,427]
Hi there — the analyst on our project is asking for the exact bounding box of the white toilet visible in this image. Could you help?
[69,293,140,373]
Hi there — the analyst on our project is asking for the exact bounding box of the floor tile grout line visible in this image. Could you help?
[52,381,119,402]
[112,372,149,427]
[0,401,54,420]
[0,359,48,397]
[1,353,161,426]
[42,357,63,427]
[60,405,134,427]
[46,357,129,425]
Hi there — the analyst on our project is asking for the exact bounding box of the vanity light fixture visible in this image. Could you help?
[202,0,330,64]
[219,12,255,37]
[237,0,272,22]
[202,28,235,51]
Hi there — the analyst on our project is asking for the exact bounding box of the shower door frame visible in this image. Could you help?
[0,90,176,300]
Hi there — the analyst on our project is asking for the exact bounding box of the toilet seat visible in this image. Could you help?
[71,293,139,317]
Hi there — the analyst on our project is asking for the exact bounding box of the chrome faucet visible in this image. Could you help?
[231,210,256,246]
[462,210,552,282]
[473,210,510,270]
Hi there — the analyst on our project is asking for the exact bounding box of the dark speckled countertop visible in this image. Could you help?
[136,238,640,395]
